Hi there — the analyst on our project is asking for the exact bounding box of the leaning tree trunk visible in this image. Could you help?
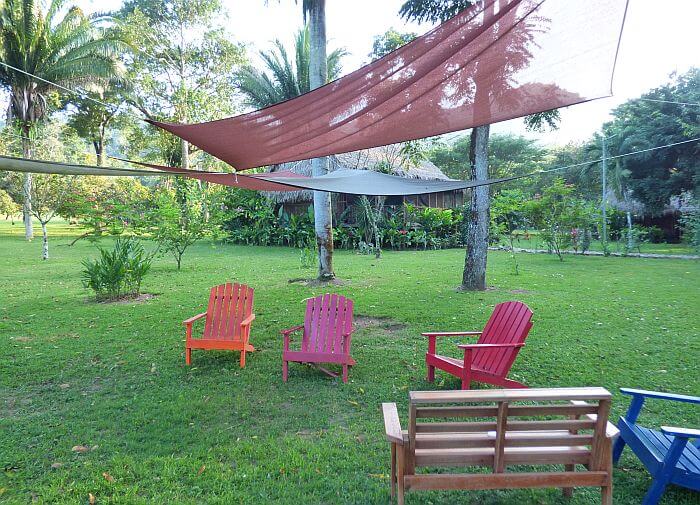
[21,132,34,240]
[308,0,334,280]
[462,125,490,290]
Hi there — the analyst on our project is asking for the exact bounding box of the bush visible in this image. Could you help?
[81,237,152,301]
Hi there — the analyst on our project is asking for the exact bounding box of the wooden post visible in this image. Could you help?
[493,401,509,473]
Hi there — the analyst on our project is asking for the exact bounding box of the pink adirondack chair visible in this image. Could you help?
[183,282,255,367]
[281,293,356,383]
[423,301,533,389]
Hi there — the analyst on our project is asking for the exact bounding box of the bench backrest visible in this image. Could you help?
[408,387,612,473]
[302,293,354,355]
[475,301,533,375]
[203,282,254,341]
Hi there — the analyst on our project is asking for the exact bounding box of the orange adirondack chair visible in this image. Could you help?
[423,301,533,389]
[281,293,356,383]
[183,282,255,367]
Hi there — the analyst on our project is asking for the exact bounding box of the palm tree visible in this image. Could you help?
[238,25,346,108]
[0,0,126,239]
[265,0,335,280]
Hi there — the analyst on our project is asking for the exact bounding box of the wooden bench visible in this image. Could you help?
[382,387,619,504]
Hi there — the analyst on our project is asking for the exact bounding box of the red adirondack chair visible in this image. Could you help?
[423,301,533,389]
[183,282,255,367]
[281,293,356,383]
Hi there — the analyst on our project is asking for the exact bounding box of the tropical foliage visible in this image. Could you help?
[81,236,152,300]
[238,25,347,108]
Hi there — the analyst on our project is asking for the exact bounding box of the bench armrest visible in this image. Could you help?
[281,325,304,336]
[240,313,255,327]
[571,400,620,440]
[457,343,524,350]
[382,403,404,445]
[661,426,700,438]
[620,388,700,405]
[183,312,207,326]
[421,331,482,337]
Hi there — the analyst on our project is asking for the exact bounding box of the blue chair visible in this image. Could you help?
[613,388,700,505]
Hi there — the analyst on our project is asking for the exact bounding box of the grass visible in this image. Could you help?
[1,219,699,504]
[504,232,695,256]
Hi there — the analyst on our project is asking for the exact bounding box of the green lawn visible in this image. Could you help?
[1,220,699,504]
[505,233,695,256]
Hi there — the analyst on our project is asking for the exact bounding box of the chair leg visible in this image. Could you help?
[562,464,574,498]
[342,364,349,383]
[185,347,191,365]
[239,350,246,368]
[390,443,396,500]
[601,483,613,505]
[612,436,626,464]
[397,446,405,505]
[282,360,288,382]
[641,479,667,505]
[427,364,435,382]
[461,369,472,390]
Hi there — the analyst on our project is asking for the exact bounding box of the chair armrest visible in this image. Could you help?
[240,313,255,327]
[620,388,700,405]
[661,426,700,438]
[281,325,304,336]
[421,331,482,337]
[457,343,524,350]
[382,403,404,445]
[183,312,207,326]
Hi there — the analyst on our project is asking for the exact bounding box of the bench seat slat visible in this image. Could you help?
[415,404,599,419]
[415,431,594,450]
[416,419,596,433]
[415,446,592,467]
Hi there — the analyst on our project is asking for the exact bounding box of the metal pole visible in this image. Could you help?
[601,134,607,252]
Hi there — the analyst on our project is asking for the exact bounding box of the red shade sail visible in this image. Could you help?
[150,0,628,170]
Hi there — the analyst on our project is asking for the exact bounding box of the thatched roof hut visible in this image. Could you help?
[265,144,451,204]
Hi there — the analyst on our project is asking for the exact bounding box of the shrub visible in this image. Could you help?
[81,237,152,301]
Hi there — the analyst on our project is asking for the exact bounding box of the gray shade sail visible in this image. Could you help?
[0,154,525,196]
[250,169,523,196]
[0,154,166,177]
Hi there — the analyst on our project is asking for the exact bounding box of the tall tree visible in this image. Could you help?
[305,0,334,279]
[119,0,246,170]
[274,0,334,279]
[400,0,559,290]
[369,28,417,61]
[0,0,126,240]
[601,68,699,215]
[66,85,126,166]
[238,25,346,108]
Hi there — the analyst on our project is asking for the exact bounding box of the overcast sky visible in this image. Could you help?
[79,0,699,146]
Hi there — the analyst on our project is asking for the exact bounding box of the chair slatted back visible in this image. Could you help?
[408,388,612,472]
[302,294,354,354]
[202,282,254,341]
[473,301,533,375]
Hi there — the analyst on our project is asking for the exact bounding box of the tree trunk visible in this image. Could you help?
[41,221,49,260]
[308,0,334,280]
[462,125,490,290]
[94,138,107,167]
[181,139,189,170]
[21,133,33,240]
[626,210,633,250]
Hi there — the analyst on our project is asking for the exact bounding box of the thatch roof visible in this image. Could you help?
[265,144,451,203]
